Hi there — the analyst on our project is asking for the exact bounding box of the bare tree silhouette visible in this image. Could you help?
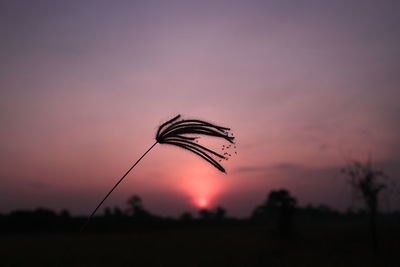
[341,159,389,252]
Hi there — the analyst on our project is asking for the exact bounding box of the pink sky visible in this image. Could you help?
[1,1,399,216]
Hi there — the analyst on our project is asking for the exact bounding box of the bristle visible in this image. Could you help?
[156,115,235,173]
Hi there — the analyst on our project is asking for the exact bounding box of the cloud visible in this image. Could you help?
[235,162,305,173]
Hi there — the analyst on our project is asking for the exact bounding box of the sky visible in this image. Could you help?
[1,0,399,217]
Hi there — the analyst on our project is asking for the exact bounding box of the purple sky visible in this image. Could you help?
[1,0,399,217]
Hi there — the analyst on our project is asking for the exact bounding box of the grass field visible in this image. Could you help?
[1,222,399,267]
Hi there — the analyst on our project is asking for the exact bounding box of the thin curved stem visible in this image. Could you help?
[80,141,158,232]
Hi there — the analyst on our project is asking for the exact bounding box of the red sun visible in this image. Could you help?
[196,198,209,209]
[179,164,223,210]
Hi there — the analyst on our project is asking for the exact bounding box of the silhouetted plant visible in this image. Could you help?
[104,207,112,217]
[126,195,142,215]
[198,209,213,221]
[252,189,297,237]
[341,159,389,252]
[113,207,124,217]
[268,189,297,237]
[215,206,226,220]
[299,204,339,220]
[156,115,235,172]
[126,195,151,219]
[60,209,70,219]
[81,115,235,230]
[180,212,193,221]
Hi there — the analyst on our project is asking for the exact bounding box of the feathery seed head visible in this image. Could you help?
[156,115,235,173]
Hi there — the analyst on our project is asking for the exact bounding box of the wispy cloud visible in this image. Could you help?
[235,163,304,173]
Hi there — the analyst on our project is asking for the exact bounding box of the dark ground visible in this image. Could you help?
[1,221,399,267]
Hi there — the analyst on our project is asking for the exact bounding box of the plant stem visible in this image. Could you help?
[80,141,158,232]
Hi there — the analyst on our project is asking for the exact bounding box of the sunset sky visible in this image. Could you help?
[1,1,399,217]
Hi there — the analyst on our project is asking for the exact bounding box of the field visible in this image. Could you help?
[1,222,399,267]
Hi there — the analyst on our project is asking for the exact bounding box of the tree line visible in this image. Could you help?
[1,159,398,252]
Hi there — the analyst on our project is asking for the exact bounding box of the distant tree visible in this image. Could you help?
[60,209,70,219]
[126,195,151,219]
[113,206,124,217]
[180,212,193,222]
[268,190,297,237]
[33,208,57,217]
[252,189,297,237]
[104,207,112,217]
[251,204,269,221]
[215,206,226,220]
[198,209,213,221]
[127,195,143,216]
[127,195,142,214]
[341,159,389,252]
[298,204,339,220]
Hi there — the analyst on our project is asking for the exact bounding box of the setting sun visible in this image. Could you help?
[179,164,223,210]
[196,198,209,209]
